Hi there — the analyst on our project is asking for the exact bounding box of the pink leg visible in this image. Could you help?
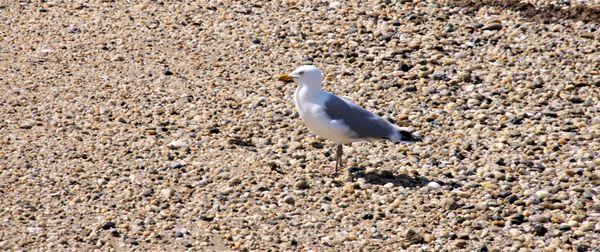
[323,144,344,176]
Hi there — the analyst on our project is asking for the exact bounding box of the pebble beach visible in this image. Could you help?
[0,0,599,251]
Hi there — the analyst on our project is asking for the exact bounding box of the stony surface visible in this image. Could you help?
[0,0,598,251]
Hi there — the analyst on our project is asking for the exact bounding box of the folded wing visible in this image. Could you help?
[323,94,398,141]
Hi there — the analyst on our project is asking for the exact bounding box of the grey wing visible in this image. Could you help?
[323,94,396,140]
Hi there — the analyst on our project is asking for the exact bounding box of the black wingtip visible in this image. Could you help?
[399,130,422,142]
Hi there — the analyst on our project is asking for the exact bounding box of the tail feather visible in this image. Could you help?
[398,130,422,143]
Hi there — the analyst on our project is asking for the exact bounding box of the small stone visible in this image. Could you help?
[142,188,154,197]
[400,63,411,72]
[111,54,124,61]
[161,188,173,199]
[464,84,475,92]
[579,221,594,231]
[309,141,324,148]
[557,224,571,231]
[467,98,481,108]
[458,71,471,82]
[365,167,377,174]
[295,179,309,190]
[481,22,502,31]
[580,32,595,39]
[19,122,33,129]
[569,96,584,103]
[361,212,374,220]
[509,213,525,225]
[164,70,173,76]
[480,181,499,190]
[508,228,520,237]
[283,195,295,205]
[289,141,302,150]
[532,224,548,236]
[403,85,417,92]
[417,71,429,79]
[167,140,188,149]
[27,227,43,234]
[455,240,467,248]
[343,184,355,195]
[427,181,441,189]
[170,161,186,169]
[529,214,550,223]
[541,203,565,210]
[200,215,214,222]
[328,1,341,8]
[506,194,518,204]
[432,72,446,80]
[576,245,590,252]
[423,234,434,243]
[535,190,550,198]
[102,221,116,230]
[443,198,459,210]
[305,40,316,47]
[175,231,184,238]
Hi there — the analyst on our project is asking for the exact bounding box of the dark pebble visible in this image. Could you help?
[208,127,220,134]
[200,215,214,222]
[310,141,324,149]
[362,212,374,220]
[577,245,589,252]
[404,85,417,92]
[400,63,411,72]
[111,230,120,237]
[101,221,116,230]
[569,97,584,103]
[506,194,518,204]
[509,213,525,225]
[532,224,548,236]
[170,162,185,169]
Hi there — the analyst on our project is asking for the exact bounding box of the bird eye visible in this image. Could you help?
[298,71,304,75]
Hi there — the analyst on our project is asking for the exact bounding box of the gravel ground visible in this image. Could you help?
[1,0,599,251]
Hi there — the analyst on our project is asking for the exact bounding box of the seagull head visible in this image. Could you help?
[277,65,323,89]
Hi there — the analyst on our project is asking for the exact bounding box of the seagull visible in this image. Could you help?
[277,65,422,174]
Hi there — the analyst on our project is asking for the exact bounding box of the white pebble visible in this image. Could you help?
[427,181,441,189]
[167,140,188,149]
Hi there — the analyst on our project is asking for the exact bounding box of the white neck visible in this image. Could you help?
[294,83,323,118]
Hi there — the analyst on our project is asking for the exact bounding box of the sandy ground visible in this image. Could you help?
[0,0,599,251]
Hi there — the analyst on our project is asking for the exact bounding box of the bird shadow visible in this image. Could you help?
[347,166,437,188]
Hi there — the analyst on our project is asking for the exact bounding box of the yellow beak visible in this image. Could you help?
[276,74,294,82]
